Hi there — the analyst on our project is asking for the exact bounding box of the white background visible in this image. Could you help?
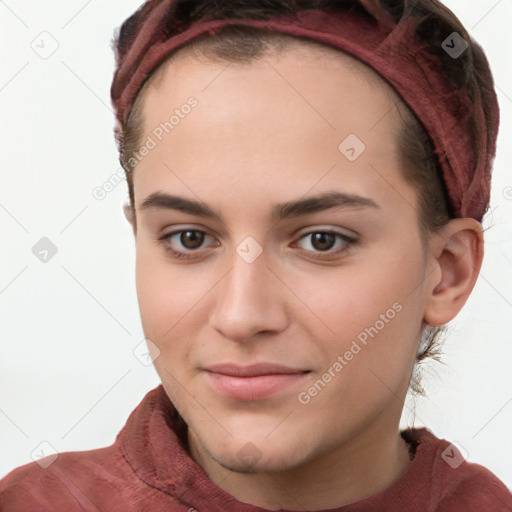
[1,0,511,491]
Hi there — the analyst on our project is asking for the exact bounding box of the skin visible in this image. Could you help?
[125,43,483,510]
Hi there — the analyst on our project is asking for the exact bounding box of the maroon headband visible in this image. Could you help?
[111,5,499,221]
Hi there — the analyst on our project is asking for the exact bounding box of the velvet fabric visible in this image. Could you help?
[110,3,500,221]
[1,385,511,511]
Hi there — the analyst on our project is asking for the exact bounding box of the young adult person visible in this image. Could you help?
[1,1,511,510]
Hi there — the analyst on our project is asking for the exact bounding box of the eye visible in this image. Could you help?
[158,227,357,261]
[158,229,217,260]
[294,230,357,258]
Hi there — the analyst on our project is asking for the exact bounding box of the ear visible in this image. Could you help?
[423,218,484,326]
[123,202,137,236]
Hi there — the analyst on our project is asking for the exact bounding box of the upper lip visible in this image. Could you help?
[203,363,310,377]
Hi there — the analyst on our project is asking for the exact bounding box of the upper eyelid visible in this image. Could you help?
[161,225,356,238]
[161,223,357,236]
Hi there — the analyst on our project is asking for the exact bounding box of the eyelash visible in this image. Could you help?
[158,228,357,261]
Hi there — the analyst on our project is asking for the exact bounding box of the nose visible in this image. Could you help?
[209,245,288,343]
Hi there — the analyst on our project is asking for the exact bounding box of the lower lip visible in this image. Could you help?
[205,371,308,401]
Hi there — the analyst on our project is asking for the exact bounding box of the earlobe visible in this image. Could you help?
[424,218,484,326]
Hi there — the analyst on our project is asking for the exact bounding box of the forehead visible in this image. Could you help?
[131,39,414,221]
[138,40,403,138]
[142,34,402,117]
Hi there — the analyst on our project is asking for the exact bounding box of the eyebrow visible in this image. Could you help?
[140,190,380,222]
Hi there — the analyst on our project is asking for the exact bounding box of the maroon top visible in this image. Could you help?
[1,385,511,511]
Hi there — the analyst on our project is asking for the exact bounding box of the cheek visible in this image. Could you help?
[306,243,425,387]
[135,256,194,396]
[135,243,198,341]
[302,246,423,339]
[134,240,222,374]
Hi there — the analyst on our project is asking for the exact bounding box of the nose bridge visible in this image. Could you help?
[219,240,271,313]
[209,238,286,342]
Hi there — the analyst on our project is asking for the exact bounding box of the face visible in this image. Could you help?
[131,44,430,473]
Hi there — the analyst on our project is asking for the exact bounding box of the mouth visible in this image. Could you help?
[202,363,311,401]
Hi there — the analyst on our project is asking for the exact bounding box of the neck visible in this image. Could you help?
[188,414,413,510]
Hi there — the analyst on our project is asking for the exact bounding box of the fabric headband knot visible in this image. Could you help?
[110,3,500,221]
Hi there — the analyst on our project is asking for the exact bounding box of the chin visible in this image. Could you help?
[212,449,300,474]
[200,433,314,475]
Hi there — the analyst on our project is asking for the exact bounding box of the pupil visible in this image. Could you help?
[181,230,204,249]
[312,233,334,251]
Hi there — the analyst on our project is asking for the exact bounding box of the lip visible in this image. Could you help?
[203,363,310,401]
